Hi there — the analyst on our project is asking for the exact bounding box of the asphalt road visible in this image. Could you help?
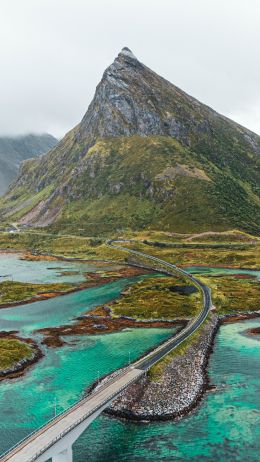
[0,239,212,462]
[107,239,212,370]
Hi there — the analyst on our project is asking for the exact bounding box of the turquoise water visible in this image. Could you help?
[186,266,260,279]
[0,328,176,453]
[73,318,260,462]
[0,271,176,454]
[0,276,152,335]
[0,253,122,283]
[0,259,259,461]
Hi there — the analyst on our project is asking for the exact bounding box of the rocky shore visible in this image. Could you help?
[38,304,184,347]
[245,326,260,336]
[0,332,43,380]
[94,314,219,421]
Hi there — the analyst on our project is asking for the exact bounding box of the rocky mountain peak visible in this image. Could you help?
[1,49,259,234]
[117,47,138,61]
[77,47,260,154]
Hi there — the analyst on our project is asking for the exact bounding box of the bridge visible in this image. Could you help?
[0,240,212,462]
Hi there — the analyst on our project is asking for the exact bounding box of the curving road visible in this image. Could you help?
[0,240,212,462]
[107,239,212,370]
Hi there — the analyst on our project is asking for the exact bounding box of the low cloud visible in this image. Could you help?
[1,0,259,137]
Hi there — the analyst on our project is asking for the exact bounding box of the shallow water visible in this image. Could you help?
[0,271,176,455]
[73,317,260,462]
[0,258,259,461]
[0,275,153,335]
[186,265,260,279]
[0,253,122,284]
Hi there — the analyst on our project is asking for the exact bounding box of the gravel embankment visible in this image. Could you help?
[104,314,219,421]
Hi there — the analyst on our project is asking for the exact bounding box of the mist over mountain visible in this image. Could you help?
[1,48,259,235]
[0,134,58,195]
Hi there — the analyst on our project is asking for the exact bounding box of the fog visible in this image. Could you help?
[1,0,259,138]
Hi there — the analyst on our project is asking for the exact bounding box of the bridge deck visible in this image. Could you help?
[1,241,212,462]
[1,368,143,462]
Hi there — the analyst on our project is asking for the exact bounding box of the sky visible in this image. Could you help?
[0,0,260,138]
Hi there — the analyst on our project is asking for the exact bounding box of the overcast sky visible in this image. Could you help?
[1,0,260,138]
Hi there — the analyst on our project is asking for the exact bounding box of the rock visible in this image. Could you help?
[106,314,219,420]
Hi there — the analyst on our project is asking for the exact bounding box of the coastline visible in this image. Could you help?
[0,263,152,310]
[0,333,43,381]
[1,249,259,418]
[92,311,260,423]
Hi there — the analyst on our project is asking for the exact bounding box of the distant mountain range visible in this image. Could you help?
[0,48,259,234]
[0,134,57,195]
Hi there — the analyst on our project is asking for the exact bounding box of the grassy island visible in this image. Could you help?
[111,276,200,320]
[0,337,34,372]
[0,280,73,306]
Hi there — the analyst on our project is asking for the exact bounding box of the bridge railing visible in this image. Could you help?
[0,365,135,461]
[24,370,144,462]
[1,240,211,462]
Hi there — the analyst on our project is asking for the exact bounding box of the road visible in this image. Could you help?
[108,240,212,370]
[0,240,212,462]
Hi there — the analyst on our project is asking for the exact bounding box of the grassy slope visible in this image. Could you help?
[0,338,34,371]
[0,230,259,380]
[1,134,259,235]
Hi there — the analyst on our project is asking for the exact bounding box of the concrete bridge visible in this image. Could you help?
[0,240,212,462]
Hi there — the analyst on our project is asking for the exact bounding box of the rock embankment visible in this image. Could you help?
[105,314,218,421]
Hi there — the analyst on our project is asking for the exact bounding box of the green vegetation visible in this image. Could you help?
[0,280,73,305]
[203,276,260,315]
[1,49,260,234]
[111,276,201,320]
[0,132,259,235]
[0,133,57,196]
[0,230,259,268]
[123,238,260,269]
[0,338,34,371]
[148,320,208,381]
[0,232,123,261]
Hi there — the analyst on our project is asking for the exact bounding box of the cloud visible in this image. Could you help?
[0,0,259,137]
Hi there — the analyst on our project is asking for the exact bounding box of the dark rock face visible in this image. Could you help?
[79,47,260,152]
[1,48,260,234]
[79,48,202,145]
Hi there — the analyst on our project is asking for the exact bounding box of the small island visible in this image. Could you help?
[0,332,43,380]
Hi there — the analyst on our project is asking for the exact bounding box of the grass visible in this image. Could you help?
[0,232,123,261]
[1,130,259,234]
[122,239,260,269]
[0,281,73,305]
[148,319,207,381]
[201,275,260,315]
[0,338,34,371]
[111,276,201,320]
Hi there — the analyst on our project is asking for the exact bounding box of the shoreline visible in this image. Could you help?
[37,304,186,347]
[1,249,259,417]
[92,311,260,423]
[0,265,152,311]
[0,332,43,381]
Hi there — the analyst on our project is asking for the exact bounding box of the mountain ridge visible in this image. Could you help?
[0,133,58,196]
[0,48,259,235]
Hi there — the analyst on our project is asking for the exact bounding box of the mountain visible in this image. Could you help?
[0,134,58,195]
[0,48,259,235]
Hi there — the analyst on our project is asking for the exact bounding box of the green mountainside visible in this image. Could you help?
[0,134,57,195]
[0,48,259,235]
